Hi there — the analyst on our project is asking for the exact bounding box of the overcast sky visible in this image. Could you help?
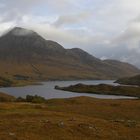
[0,0,140,68]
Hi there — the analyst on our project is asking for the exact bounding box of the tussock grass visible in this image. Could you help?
[0,96,140,140]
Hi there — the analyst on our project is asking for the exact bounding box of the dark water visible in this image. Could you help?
[0,80,136,99]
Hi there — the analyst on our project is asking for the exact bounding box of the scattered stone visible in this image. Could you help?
[89,126,93,129]
[58,121,64,127]
[9,132,15,136]
[111,119,125,123]
[68,117,76,121]
[78,123,98,131]
[125,120,137,127]
[41,119,50,123]
[127,120,136,123]
[40,105,46,109]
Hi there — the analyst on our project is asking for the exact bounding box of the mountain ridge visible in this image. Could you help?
[0,27,139,83]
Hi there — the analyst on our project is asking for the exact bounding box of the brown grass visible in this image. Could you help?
[0,96,140,140]
[0,92,15,101]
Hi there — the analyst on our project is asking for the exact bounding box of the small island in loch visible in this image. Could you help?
[55,83,140,98]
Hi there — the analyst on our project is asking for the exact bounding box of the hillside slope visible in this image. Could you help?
[0,27,139,83]
[115,74,140,86]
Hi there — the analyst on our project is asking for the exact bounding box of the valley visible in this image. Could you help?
[0,27,140,140]
[0,27,139,87]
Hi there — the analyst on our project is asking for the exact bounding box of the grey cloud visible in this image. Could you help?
[45,0,84,13]
[53,12,92,27]
[86,43,140,68]
[0,0,140,68]
[10,27,34,36]
[111,16,140,52]
[0,0,46,23]
[95,15,140,68]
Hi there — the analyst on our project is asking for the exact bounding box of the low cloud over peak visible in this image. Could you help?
[0,0,140,68]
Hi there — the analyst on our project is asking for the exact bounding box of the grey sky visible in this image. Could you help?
[0,0,140,68]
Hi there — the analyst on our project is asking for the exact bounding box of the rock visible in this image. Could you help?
[78,123,98,131]
[41,119,50,123]
[68,117,76,121]
[58,121,64,127]
[9,132,15,136]
[89,126,93,129]
[112,119,125,123]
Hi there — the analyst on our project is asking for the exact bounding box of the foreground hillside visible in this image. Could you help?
[0,96,139,140]
[115,74,140,86]
[0,27,139,85]
[0,92,15,101]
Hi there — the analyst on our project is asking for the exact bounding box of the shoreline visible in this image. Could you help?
[1,80,139,100]
[55,83,140,99]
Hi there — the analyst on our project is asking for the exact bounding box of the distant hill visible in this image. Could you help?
[115,75,140,86]
[0,27,139,83]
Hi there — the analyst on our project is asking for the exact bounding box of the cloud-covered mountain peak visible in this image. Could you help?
[7,27,36,36]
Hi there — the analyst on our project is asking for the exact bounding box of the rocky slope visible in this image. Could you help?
[0,27,139,82]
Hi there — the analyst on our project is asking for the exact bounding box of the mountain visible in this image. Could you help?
[115,74,140,86]
[103,60,140,78]
[0,27,139,83]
